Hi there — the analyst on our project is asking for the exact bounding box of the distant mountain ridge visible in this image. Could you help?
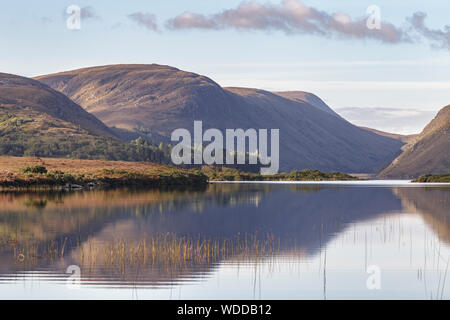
[273,91,341,118]
[379,105,450,178]
[35,64,404,173]
[358,127,417,144]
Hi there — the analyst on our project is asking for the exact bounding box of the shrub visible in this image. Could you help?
[20,165,48,174]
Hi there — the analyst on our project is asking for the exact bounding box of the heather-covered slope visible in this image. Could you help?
[0,72,115,138]
[0,72,169,161]
[36,64,404,173]
[380,105,450,178]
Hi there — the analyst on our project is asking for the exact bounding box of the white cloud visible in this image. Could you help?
[335,107,436,135]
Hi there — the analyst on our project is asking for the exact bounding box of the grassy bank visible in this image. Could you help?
[0,156,207,189]
[202,166,361,181]
[0,157,362,190]
[412,174,450,183]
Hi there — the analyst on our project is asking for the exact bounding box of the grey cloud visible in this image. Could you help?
[169,12,219,30]
[409,12,450,49]
[166,0,409,44]
[128,12,159,31]
[41,17,53,24]
[80,6,100,20]
[61,6,99,23]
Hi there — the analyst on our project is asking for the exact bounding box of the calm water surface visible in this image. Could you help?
[0,182,449,299]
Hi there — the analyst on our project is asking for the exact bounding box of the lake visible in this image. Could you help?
[0,182,449,299]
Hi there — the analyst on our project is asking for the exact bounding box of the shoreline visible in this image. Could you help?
[209,180,450,186]
[0,156,208,190]
[0,156,448,191]
[4,180,450,191]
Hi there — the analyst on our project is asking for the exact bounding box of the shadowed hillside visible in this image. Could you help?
[36,64,404,173]
[380,105,450,178]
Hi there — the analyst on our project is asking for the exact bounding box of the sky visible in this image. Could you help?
[1,0,449,134]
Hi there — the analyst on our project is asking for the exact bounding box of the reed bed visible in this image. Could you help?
[1,232,279,272]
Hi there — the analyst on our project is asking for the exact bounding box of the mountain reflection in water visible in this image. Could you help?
[0,183,449,299]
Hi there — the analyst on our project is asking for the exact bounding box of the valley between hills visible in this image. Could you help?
[0,64,448,186]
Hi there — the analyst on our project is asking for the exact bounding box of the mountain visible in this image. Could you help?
[35,64,404,173]
[274,92,417,144]
[358,127,416,144]
[0,72,115,137]
[0,72,169,162]
[379,105,450,179]
[273,91,341,118]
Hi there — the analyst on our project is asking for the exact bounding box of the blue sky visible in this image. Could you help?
[1,0,449,134]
